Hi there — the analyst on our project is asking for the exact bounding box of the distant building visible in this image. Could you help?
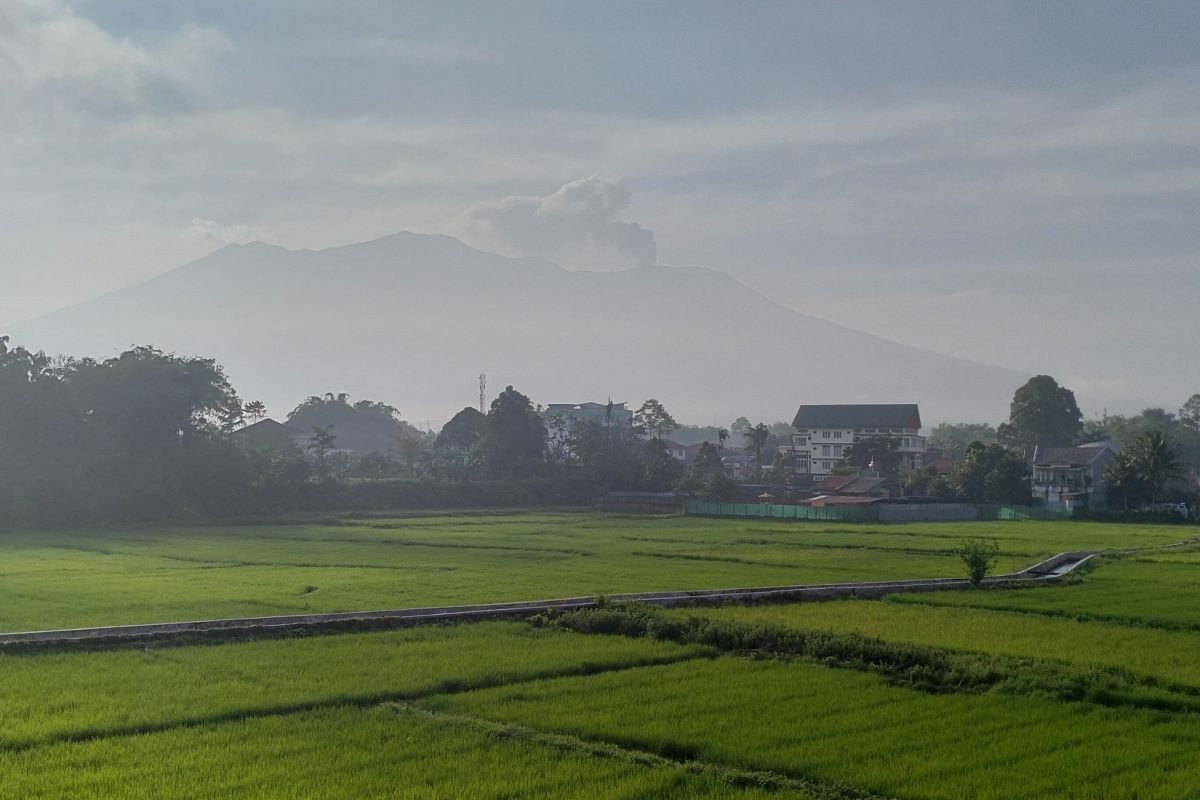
[789,404,925,477]
[660,438,691,462]
[233,419,308,453]
[1030,441,1119,510]
[543,402,633,433]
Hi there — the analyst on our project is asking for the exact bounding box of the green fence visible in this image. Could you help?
[685,500,1075,523]
[685,500,880,522]
[978,504,1075,521]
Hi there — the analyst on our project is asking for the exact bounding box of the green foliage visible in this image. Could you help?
[435,406,486,452]
[633,398,678,440]
[741,421,771,478]
[998,375,1083,454]
[480,385,547,479]
[955,538,1000,586]
[0,342,252,526]
[927,422,997,458]
[947,441,1030,503]
[677,441,738,500]
[842,435,901,471]
[1106,430,1187,509]
[288,393,421,454]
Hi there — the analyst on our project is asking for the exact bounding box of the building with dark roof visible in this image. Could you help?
[788,404,925,477]
[1031,440,1119,510]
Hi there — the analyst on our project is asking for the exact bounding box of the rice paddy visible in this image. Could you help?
[2,511,1197,798]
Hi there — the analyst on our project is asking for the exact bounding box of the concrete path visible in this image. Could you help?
[0,551,1096,649]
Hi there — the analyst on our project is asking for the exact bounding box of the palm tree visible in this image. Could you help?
[717,428,729,452]
[743,422,771,480]
[243,400,267,424]
[1130,430,1185,509]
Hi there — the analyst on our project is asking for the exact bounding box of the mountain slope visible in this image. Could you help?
[7,232,1028,426]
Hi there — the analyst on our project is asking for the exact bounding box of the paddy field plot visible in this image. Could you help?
[0,512,1187,631]
[3,512,1197,799]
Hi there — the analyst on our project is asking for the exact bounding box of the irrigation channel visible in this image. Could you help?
[0,551,1096,649]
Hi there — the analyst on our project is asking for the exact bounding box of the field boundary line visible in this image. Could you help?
[0,651,705,754]
[392,703,896,800]
[0,551,1095,648]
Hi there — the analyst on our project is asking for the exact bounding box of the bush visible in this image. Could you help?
[956,538,1000,587]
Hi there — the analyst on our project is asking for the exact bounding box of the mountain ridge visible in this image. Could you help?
[7,231,1029,426]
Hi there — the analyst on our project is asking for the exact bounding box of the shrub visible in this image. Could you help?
[956,538,1000,587]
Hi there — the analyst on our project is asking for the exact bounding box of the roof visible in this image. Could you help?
[813,474,889,495]
[545,402,628,413]
[1032,444,1115,467]
[792,404,921,431]
[805,495,885,507]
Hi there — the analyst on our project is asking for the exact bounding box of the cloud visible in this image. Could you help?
[0,0,229,115]
[466,176,657,267]
[184,217,268,246]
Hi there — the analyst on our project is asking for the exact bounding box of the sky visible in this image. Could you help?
[2,1,1198,419]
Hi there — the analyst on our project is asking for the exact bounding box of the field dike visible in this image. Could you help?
[0,551,1093,650]
[533,602,1200,715]
[391,703,894,800]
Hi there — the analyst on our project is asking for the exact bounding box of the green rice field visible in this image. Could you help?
[2,511,1198,798]
[0,512,1189,631]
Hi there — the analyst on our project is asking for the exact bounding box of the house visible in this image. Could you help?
[1030,440,1119,510]
[660,438,691,462]
[788,404,925,477]
[233,419,308,453]
[543,402,634,434]
[811,473,895,498]
[663,441,755,480]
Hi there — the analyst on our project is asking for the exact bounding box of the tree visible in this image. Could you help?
[1127,429,1185,508]
[742,422,771,479]
[843,435,902,472]
[307,426,336,480]
[634,399,678,441]
[997,376,1083,455]
[948,442,1030,504]
[479,385,547,479]
[287,394,419,453]
[1181,394,1200,435]
[677,441,737,500]
[639,438,684,491]
[717,428,729,451]
[436,406,487,453]
[927,422,997,458]
[243,400,267,424]
[956,538,1000,588]
[1104,449,1144,511]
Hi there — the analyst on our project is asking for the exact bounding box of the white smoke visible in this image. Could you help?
[467,176,656,268]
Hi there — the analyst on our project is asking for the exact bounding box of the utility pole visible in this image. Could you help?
[479,373,487,414]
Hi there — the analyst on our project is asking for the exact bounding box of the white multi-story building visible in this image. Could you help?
[789,404,925,477]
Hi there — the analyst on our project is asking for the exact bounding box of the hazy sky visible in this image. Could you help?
[2,1,1198,417]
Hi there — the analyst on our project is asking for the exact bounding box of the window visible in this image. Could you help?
[822,430,831,438]
[833,431,842,439]
[821,445,830,457]
[821,461,831,470]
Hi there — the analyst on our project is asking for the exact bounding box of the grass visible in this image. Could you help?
[892,556,1200,629]
[424,656,1200,800]
[674,597,1200,689]
[4,512,1198,798]
[0,705,800,800]
[0,512,1185,631]
[0,621,707,750]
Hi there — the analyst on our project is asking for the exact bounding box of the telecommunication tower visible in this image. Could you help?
[478,373,487,414]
